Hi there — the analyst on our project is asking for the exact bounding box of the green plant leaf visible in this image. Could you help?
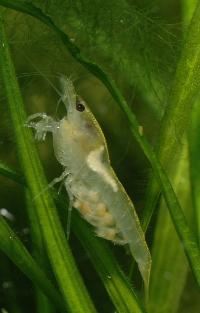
[0,160,25,185]
[25,191,55,313]
[148,143,192,313]
[182,0,197,26]
[0,14,97,313]
[188,96,200,244]
[0,216,64,311]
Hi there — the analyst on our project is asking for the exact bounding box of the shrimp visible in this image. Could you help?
[26,76,151,292]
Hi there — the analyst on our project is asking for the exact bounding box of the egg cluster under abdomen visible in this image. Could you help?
[73,190,127,245]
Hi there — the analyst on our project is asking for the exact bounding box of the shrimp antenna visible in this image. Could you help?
[23,55,63,101]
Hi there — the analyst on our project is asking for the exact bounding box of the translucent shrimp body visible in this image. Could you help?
[26,77,151,291]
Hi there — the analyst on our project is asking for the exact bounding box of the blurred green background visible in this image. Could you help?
[0,1,200,312]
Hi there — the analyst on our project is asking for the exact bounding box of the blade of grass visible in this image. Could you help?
[25,191,55,313]
[182,0,197,26]
[188,96,200,244]
[148,142,192,313]
[0,216,64,311]
[0,160,25,185]
[0,161,146,313]
[0,15,97,313]
[1,0,200,288]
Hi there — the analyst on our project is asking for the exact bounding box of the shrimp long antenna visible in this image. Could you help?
[23,55,62,98]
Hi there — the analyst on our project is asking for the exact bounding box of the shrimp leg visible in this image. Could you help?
[26,113,59,141]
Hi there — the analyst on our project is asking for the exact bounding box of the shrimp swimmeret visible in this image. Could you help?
[26,76,151,291]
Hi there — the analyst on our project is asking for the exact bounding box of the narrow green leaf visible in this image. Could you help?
[1,0,200,288]
[188,97,200,244]
[0,216,64,311]
[0,161,146,313]
[148,143,192,313]
[0,15,97,313]
[182,0,197,26]
[25,191,55,313]
[0,160,25,185]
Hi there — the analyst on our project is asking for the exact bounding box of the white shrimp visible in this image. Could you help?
[26,76,151,292]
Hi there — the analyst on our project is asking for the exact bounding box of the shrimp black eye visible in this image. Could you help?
[76,101,85,112]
